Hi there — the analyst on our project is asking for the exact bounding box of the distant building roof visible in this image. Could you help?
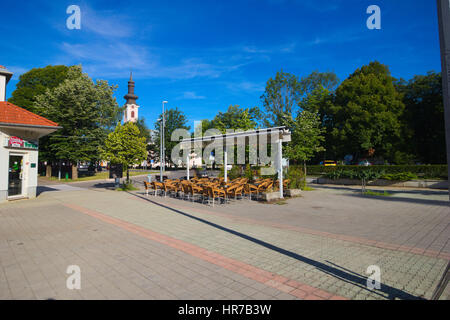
[0,102,59,128]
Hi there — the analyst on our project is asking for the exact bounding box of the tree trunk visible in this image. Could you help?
[46,164,52,178]
[72,164,78,180]
[126,168,130,183]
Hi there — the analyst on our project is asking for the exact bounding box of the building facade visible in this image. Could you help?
[0,66,60,202]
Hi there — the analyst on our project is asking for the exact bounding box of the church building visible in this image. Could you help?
[123,72,139,123]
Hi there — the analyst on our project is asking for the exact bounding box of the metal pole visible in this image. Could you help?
[159,119,163,182]
[186,153,190,180]
[224,145,228,183]
[162,102,165,178]
[278,138,283,199]
[437,0,450,200]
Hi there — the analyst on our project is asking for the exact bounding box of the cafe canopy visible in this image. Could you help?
[180,126,291,198]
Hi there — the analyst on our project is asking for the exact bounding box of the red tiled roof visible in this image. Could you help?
[0,101,59,127]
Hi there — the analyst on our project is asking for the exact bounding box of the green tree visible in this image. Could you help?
[8,65,73,113]
[261,70,339,127]
[154,107,190,166]
[299,71,339,98]
[395,71,446,164]
[194,119,213,136]
[285,110,325,177]
[326,61,405,161]
[135,117,151,143]
[261,70,301,126]
[33,66,122,178]
[100,122,147,183]
[210,105,262,132]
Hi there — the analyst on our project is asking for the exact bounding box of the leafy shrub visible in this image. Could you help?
[380,172,418,181]
[286,166,306,189]
[307,165,447,179]
[325,168,384,180]
[244,164,254,182]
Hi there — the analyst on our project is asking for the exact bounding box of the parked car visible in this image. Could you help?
[323,160,337,166]
[358,159,372,166]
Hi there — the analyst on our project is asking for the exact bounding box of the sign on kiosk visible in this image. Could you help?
[5,136,38,150]
[9,136,24,148]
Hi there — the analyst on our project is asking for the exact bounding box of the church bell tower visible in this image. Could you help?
[123,72,139,123]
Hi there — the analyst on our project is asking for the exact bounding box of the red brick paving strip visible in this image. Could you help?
[132,196,450,261]
[63,203,346,300]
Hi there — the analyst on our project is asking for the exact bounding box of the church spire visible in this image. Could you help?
[124,71,138,105]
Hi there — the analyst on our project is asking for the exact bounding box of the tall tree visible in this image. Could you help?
[261,70,302,126]
[284,110,325,176]
[33,66,122,178]
[8,65,72,113]
[261,70,339,127]
[325,61,405,161]
[396,72,446,164]
[154,107,190,166]
[100,122,147,183]
[299,71,339,98]
[135,117,152,143]
[210,105,262,132]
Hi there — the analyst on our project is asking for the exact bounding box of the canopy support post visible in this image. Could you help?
[224,146,228,183]
[278,139,283,199]
[186,153,190,181]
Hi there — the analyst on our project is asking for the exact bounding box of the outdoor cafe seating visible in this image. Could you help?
[143,175,280,206]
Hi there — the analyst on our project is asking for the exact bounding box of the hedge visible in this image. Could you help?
[304,165,448,179]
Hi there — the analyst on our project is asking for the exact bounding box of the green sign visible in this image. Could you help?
[31,163,36,168]
[24,141,38,149]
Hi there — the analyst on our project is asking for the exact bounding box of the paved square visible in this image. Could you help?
[0,180,448,300]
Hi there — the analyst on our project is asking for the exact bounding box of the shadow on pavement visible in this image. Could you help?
[128,191,425,300]
[343,192,449,207]
[313,184,448,196]
[36,186,59,196]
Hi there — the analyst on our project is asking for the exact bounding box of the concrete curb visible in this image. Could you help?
[307,177,448,190]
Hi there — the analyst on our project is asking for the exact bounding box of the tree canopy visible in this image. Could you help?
[325,61,405,161]
[395,71,446,164]
[154,107,190,165]
[134,117,152,143]
[100,122,147,182]
[8,65,72,114]
[203,105,262,133]
[33,66,122,165]
[260,70,301,127]
[284,110,326,164]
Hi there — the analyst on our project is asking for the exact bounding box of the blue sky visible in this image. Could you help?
[0,0,442,130]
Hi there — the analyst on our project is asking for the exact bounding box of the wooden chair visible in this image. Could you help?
[226,183,244,200]
[144,181,151,196]
[189,183,203,202]
[274,179,291,190]
[151,181,164,196]
[206,186,226,206]
[162,181,178,197]
[258,180,274,194]
[244,183,259,200]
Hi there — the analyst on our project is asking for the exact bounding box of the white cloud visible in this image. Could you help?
[226,81,265,93]
[182,91,206,100]
[58,41,256,80]
[81,6,134,38]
